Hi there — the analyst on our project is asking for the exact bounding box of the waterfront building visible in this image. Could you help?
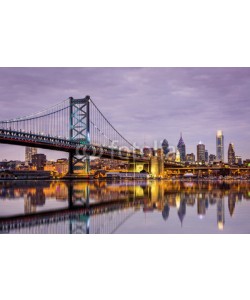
[209,154,216,164]
[32,154,47,171]
[55,158,69,175]
[228,143,236,165]
[235,156,242,166]
[186,153,195,163]
[177,133,186,162]
[162,139,170,156]
[25,147,37,165]
[216,130,224,162]
[0,160,22,170]
[197,142,205,163]
[44,161,56,173]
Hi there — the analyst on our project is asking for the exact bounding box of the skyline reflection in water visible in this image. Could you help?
[0,180,250,234]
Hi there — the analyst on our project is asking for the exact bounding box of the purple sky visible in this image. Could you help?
[0,67,250,161]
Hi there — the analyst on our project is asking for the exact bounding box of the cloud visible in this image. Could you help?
[0,67,249,160]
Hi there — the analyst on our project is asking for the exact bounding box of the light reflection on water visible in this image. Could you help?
[0,180,250,234]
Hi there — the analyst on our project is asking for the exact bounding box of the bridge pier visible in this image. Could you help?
[150,156,164,177]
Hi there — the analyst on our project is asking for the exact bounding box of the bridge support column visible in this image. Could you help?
[67,96,91,177]
[150,156,164,177]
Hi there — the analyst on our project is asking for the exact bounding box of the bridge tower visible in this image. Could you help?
[68,96,91,176]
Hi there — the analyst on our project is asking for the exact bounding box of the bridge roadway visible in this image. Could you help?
[0,128,148,162]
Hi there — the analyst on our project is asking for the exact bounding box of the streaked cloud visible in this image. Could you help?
[0,67,249,160]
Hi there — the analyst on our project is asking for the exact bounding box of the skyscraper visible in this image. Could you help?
[177,133,186,162]
[197,142,205,163]
[25,147,37,165]
[228,143,235,165]
[162,139,170,156]
[216,130,224,162]
[205,150,208,163]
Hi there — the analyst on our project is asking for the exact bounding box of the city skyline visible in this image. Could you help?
[0,67,249,161]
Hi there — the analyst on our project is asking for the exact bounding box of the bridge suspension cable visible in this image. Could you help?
[0,96,136,152]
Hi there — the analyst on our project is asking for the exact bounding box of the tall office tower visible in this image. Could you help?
[228,143,236,165]
[216,130,224,162]
[205,150,209,163]
[177,133,186,161]
[197,142,205,163]
[25,147,37,165]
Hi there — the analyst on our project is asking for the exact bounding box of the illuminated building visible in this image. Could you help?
[228,143,236,165]
[44,161,56,172]
[167,152,176,162]
[186,153,195,163]
[216,130,224,162]
[25,147,37,165]
[55,158,69,175]
[209,154,216,164]
[197,142,205,163]
[32,154,46,170]
[177,133,186,161]
[175,149,181,162]
[217,198,225,230]
[235,156,242,166]
[157,148,164,157]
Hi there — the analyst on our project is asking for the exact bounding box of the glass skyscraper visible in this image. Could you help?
[228,143,235,165]
[177,134,186,162]
[216,130,224,162]
[197,142,205,163]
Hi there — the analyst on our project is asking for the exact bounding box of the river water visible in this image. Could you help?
[0,180,250,234]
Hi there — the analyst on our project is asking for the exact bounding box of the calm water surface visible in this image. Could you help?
[0,180,250,234]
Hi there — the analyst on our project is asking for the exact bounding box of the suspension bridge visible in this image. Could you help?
[0,96,149,176]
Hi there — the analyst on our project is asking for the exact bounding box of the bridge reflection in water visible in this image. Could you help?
[0,180,250,233]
